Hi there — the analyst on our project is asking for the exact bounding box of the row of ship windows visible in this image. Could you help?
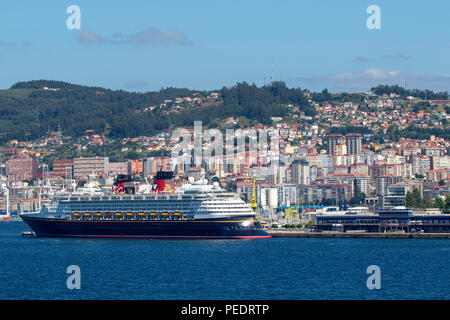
[60,201,244,206]
[57,208,252,214]
[61,201,196,206]
[66,211,247,217]
[60,205,194,210]
[201,206,249,209]
[70,212,190,219]
[196,210,251,214]
[60,202,244,206]
[196,212,249,215]
[60,206,250,212]
[197,207,251,210]
[62,196,204,201]
[62,201,201,206]
[63,196,240,202]
[202,201,245,204]
[71,217,187,221]
[60,222,254,231]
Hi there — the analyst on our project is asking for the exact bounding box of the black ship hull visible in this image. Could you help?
[20,215,271,239]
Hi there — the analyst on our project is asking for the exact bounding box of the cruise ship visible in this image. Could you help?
[20,171,271,239]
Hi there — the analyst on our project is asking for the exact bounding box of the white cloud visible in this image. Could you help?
[78,27,192,46]
[78,30,106,43]
[294,68,450,92]
[352,56,376,63]
[364,68,391,79]
[352,54,413,63]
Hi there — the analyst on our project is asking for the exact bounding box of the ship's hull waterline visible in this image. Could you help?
[20,215,271,239]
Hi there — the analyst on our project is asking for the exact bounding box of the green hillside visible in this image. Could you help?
[0,80,314,142]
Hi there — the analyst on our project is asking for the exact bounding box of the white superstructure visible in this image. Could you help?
[34,177,255,221]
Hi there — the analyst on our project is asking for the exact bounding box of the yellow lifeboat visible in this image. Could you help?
[73,212,80,217]
[138,212,146,216]
[174,212,182,216]
[150,212,158,216]
[95,212,103,217]
[161,212,170,216]
[115,212,123,217]
[126,212,134,216]
[83,212,91,217]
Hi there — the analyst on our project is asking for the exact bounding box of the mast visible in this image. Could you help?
[5,186,9,217]
[257,182,263,220]
[38,187,42,212]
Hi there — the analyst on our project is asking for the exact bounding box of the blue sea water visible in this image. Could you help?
[0,221,449,300]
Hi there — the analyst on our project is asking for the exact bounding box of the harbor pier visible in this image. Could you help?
[268,230,450,239]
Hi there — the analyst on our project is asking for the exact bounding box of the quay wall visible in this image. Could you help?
[268,230,450,239]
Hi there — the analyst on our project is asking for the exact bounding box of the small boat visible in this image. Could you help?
[22,231,35,236]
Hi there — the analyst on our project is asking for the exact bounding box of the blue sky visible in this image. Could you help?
[0,0,449,92]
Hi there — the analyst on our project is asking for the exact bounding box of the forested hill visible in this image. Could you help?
[1,80,445,142]
[370,85,448,100]
[1,80,195,141]
[0,80,314,141]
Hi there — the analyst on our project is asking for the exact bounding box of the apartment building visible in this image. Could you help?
[73,157,109,179]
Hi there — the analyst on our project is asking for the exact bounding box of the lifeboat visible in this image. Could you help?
[73,212,80,217]
[95,212,103,217]
[138,212,146,216]
[115,212,123,217]
[126,212,134,217]
[161,212,170,216]
[150,212,158,216]
[83,212,91,217]
[174,212,182,216]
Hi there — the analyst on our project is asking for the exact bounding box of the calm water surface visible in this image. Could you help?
[0,222,449,299]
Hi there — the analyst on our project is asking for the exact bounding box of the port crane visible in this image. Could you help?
[284,197,303,224]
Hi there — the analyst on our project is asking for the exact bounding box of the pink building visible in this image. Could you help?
[6,156,38,181]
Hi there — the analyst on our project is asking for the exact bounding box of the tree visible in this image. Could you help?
[432,197,445,212]
[225,180,237,192]
[320,198,335,206]
[349,192,366,205]
[406,188,425,208]
[126,151,141,160]
[412,101,430,113]
[445,195,450,213]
